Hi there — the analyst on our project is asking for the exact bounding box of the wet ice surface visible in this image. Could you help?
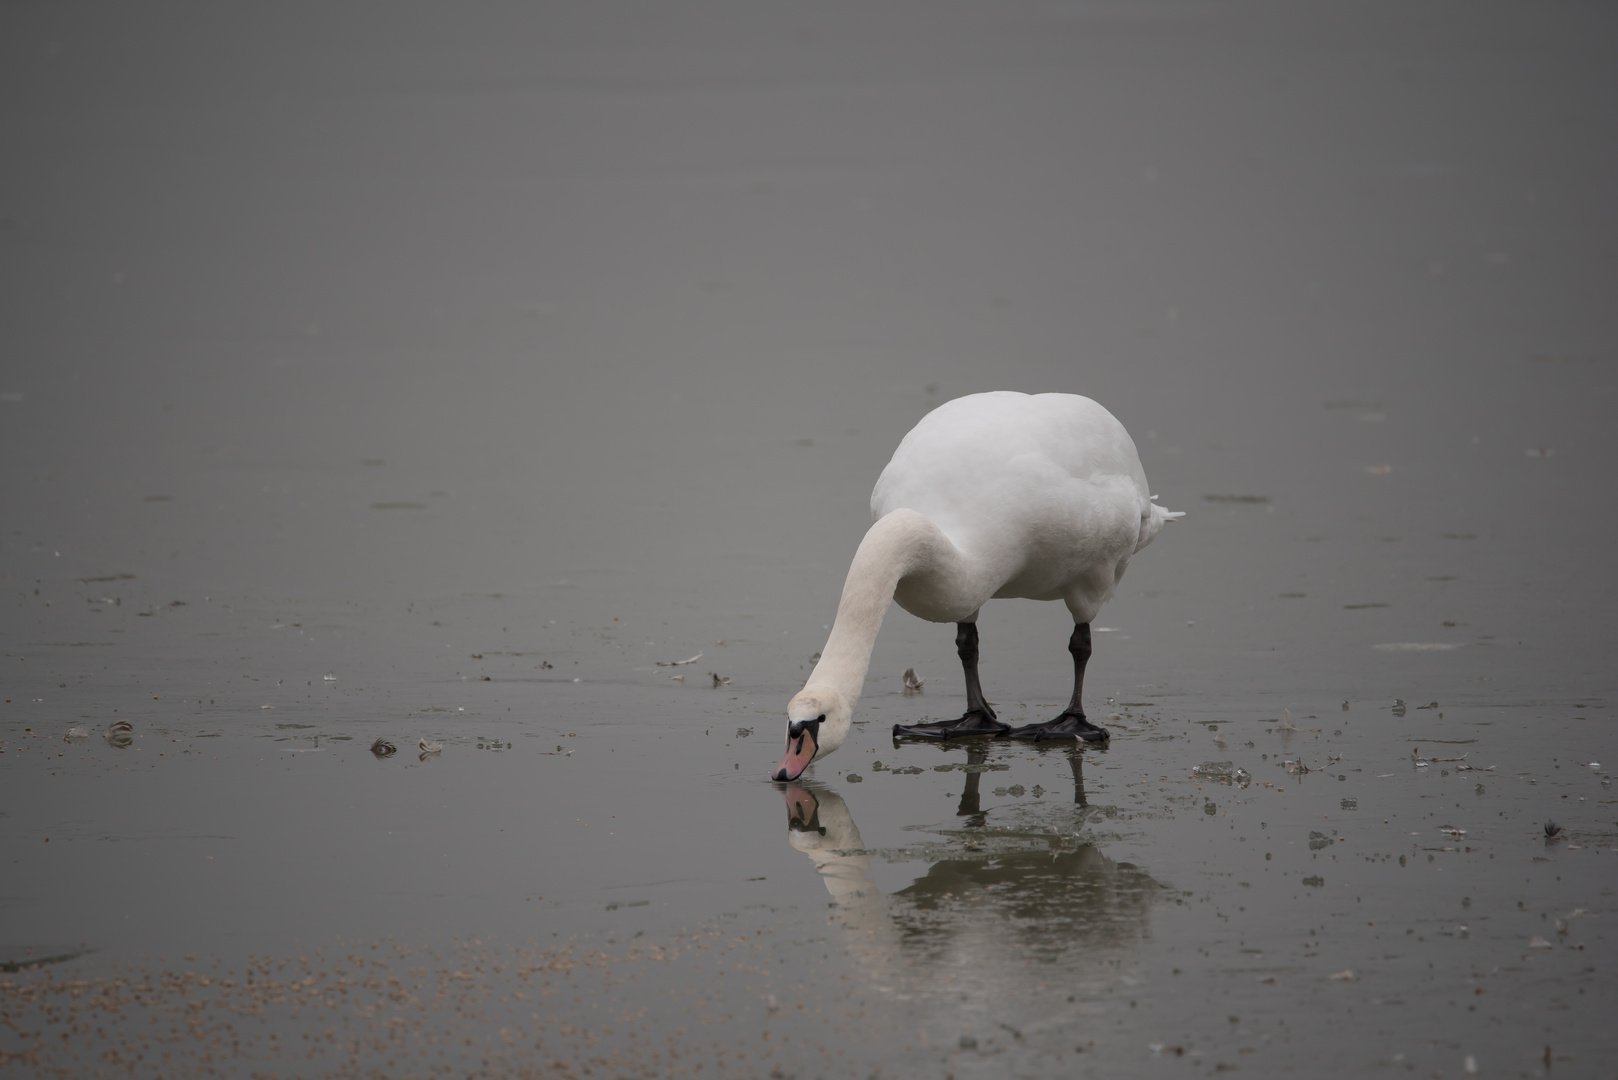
[9,687,1615,1077]
[3,1,1617,1076]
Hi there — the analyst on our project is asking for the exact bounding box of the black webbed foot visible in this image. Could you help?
[892,709,1011,740]
[1005,711,1109,743]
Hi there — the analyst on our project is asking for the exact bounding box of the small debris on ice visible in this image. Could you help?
[903,667,924,693]
[656,652,703,667]
[1191,761,1251,787]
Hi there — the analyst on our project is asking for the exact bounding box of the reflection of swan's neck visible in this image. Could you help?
[802,510,964,715]
[798,842,877,909]
[786,788,888,918]
[782,786,906,1005]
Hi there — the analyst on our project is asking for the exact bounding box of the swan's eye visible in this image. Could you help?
[788,715,826,740]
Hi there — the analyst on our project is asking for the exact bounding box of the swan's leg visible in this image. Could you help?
[1006,623,1110,742]
[956,621,999,725]
[892,622,1012,740]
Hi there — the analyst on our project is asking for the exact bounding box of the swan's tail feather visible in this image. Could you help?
[1149,496,1185,521]
[1136,500,1184,552]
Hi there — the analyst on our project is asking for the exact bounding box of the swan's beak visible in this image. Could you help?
[772,724,819,782]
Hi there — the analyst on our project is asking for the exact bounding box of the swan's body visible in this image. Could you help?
[774,391,1180,781]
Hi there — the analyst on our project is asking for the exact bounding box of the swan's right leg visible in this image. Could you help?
[893,622,1012,740]
[1006,622,1110,741]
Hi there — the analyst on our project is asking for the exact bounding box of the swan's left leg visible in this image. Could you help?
[893,622,1012,740]
[1006,623,1110,742]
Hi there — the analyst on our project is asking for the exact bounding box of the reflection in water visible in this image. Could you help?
[104,719,133,750]
[895,844,1160,968]
[951,741,1088,824]
[780,751,1165,1061]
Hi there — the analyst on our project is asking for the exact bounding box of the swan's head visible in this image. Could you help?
[772,687,852,782]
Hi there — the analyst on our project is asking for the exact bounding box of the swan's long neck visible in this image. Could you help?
[804,509,952,707]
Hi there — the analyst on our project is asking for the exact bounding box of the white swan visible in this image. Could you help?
[773,391,1180,782]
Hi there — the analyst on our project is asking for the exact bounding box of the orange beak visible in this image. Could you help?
[772,723,819,782]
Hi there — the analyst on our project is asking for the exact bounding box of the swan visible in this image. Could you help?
[773,391,1180,782]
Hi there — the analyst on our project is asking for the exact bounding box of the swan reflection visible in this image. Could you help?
[946,740,1089,825]
[779,748,1166,1054]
